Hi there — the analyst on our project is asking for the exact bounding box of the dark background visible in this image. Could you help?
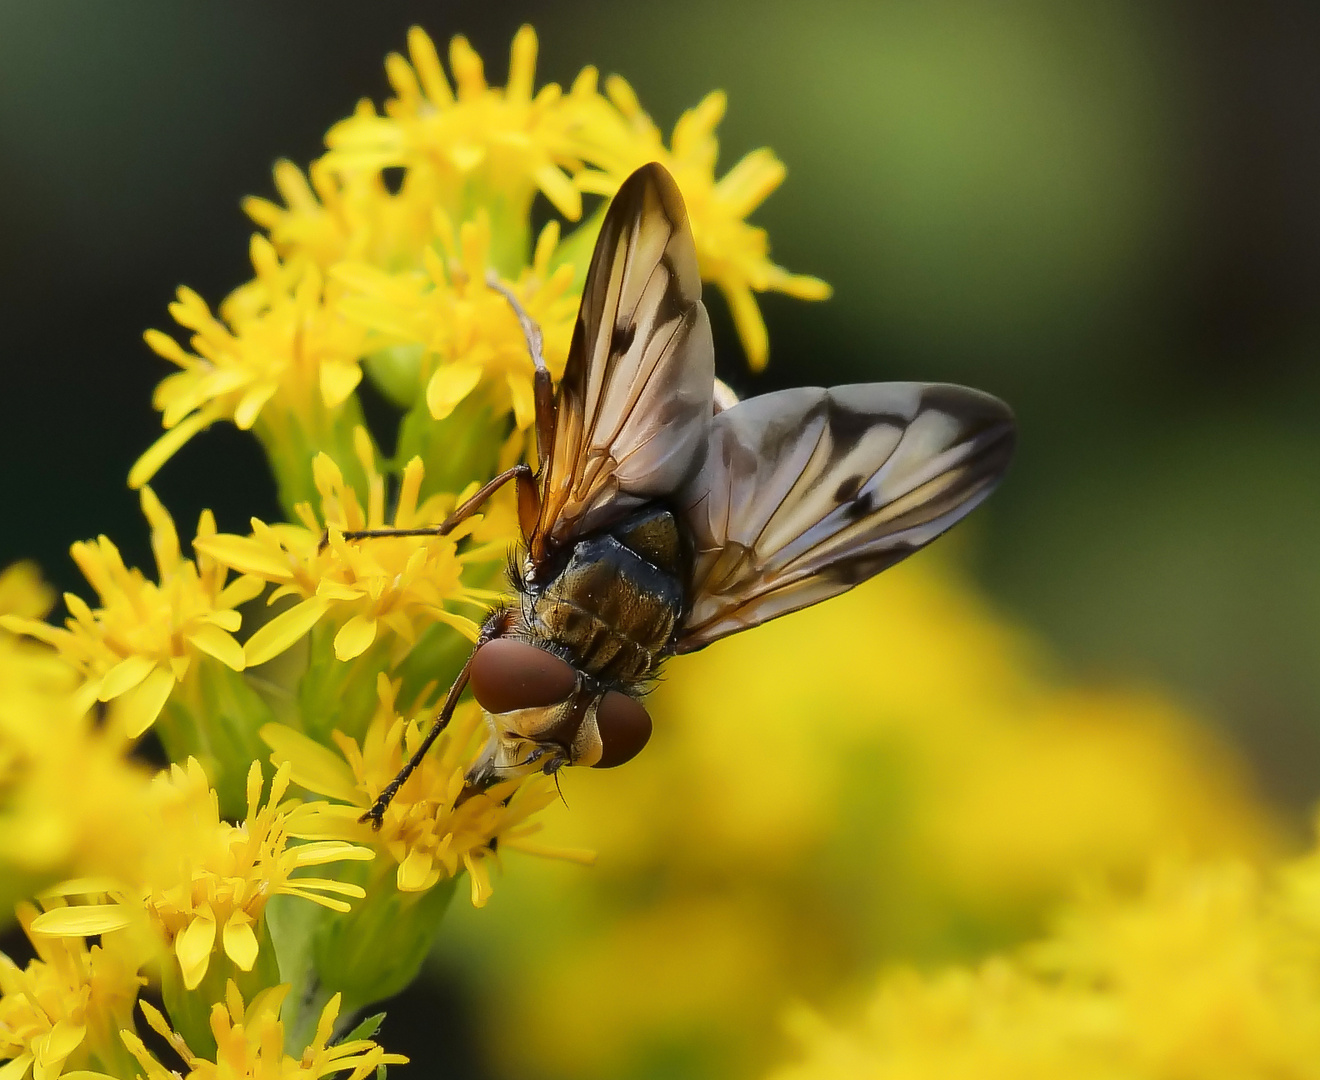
[1,0,1318,1071]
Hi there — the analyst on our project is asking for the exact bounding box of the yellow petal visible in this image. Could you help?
[217,574,266,608]
[0,1054,34,1080]
[431,608,480,642]
[506,370,535,430]
[534,162,582,221]
[333,613,378,661]
[408,25,452,105]
[722,280,770,372]
[425,362,483,421]
[176,910,217,990]
[465,852,494,907]
[35,1018,85,1064]
[127,405,221,489]
[244,596,331,667]
[233,382,278,430]
[30,904,133,936]
[116,665,178,738]
[397,848,438,892]
[96,654,156,701]
[186,623,246,671]
[321,359,363,408]
[286,841,375,867]
[194,534,292,580]
[260,723,359,803]
[36,876,121,897]
[222,911,259,971]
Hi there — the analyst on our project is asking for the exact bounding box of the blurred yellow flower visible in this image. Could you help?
[119,982,405,1080]
[0,902,143,1080]
[770,855,1320,1080]
[195,429,496,667]
[0,489,260,739]
[265,673,591,907]
[32,761,372,992]
[450,559,1281,1080]
[0,561,55,622]
[0,566,173,915]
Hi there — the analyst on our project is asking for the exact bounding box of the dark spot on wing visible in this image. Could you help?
[826,401,907,456]
[824,546,914,587]
[920,385,1017,448]
[845,491,877,521]
[611,320,636,358]
[833,474,866,503]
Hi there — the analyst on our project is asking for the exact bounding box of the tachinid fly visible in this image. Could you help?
[339,162,1016,827]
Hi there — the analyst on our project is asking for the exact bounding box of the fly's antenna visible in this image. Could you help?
[486,272,547,377]
[486,271,555,471]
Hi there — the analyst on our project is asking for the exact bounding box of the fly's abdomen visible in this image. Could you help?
[530,509,686,686]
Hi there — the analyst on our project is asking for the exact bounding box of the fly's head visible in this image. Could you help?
[466,638,652,788]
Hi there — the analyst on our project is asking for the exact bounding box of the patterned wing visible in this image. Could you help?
[676,383,1016,652]
[532,163,714,559]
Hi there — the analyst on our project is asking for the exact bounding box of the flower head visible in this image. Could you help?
[322,26,586,225]
[129,237,368,493]
[768,858,1320,1080]
[0,489,260,739]
[120,982,405,1080]
[570,77,831,369]
[0,902,144,1080]
[335,209,577,427]
[265,673,591,907]
[32,760,373,992]
[196,428,500,669]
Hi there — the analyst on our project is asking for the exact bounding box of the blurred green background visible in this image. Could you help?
[0,0,1318,1074]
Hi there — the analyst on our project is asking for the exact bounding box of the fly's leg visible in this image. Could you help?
[323,278,555,552]
[359,609,513,829]
[324,464,537,549]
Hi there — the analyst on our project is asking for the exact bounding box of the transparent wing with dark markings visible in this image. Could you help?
[675,383,1016,652]
[532,163,715,557]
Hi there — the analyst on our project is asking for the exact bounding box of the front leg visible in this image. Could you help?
[325,462,539,549]
[359,608,513,829]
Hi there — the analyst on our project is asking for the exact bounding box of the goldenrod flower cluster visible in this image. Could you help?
[3,22,1314,1080]
[0,25,827,1079]
[771,847,1320,1080]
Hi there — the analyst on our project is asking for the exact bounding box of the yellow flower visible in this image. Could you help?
[237,160,435,292]
[321,26,586,225]
[334,209,577,428]
[0,566,174,911]
[769,857,1320,1080]
[129,237,368,491]
[0,902,143,1080]
[453,561,1281,1080]
[264,673,591,907]
[0,489,260,739]
[119,982,406,1080]
[195,429,499,668]
[32,760,373,992]
[0,561,55,622]
[571,77,831,370]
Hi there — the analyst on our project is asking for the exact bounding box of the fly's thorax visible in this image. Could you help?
[524,504,688,685]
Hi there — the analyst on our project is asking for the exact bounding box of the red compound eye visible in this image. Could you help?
[593,691,652,768]
[470,639,577,715]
